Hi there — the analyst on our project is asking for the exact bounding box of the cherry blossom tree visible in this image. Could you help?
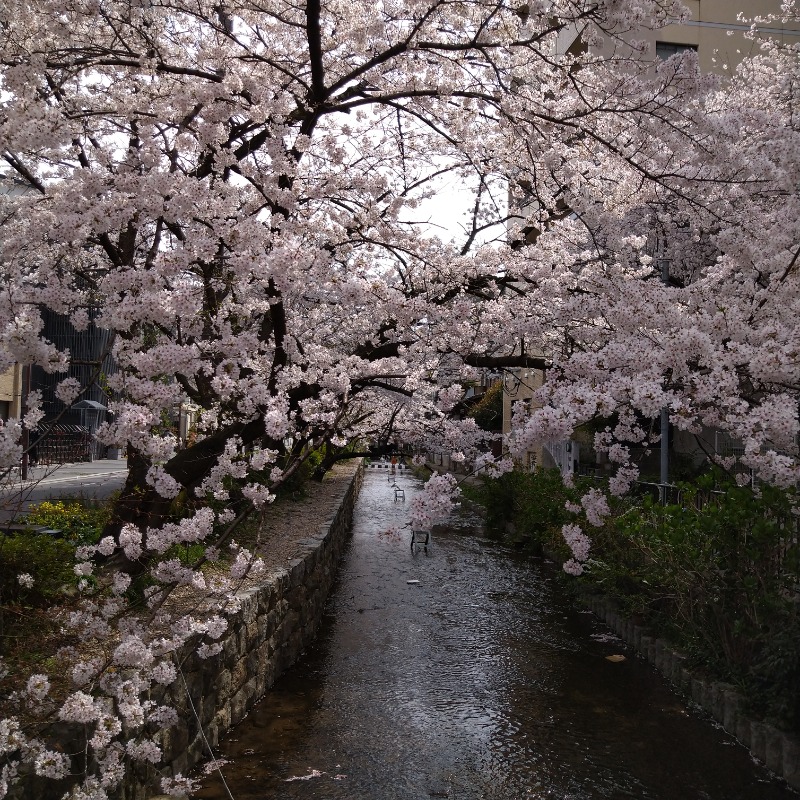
[507,16,800,570]
[1,0,797,794]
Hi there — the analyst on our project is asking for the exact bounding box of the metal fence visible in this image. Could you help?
[31,425,93,465]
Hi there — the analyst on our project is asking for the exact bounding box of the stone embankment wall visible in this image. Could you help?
[585,593,800,792]
[124,464,364,800]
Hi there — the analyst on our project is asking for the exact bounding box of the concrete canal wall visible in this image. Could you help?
[507,509,800,792]
[584,593,800,792]
[121,464,364,800]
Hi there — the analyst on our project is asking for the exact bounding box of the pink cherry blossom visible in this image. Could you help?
[2,0,799,796]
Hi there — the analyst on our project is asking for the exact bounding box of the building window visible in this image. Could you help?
[655,41,698,60]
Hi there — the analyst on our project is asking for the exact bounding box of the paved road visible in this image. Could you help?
[0,459,129,521]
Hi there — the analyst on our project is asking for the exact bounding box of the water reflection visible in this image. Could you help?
[196,470,796,800]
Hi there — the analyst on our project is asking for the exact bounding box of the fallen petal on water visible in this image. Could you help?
[284,769,325,782]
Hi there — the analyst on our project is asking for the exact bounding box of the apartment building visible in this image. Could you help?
[558,1,799,72]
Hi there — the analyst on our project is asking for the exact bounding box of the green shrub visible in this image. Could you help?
[23,499,109,544]
[272,446,325,499]
[0,500,111,656]
[469,468,585,553]
[588,479,800,730]
[0,533,77,607]
[164,542,206,567]
[468,382,503,432]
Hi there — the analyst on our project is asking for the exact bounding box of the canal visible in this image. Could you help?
[196,469,796,800]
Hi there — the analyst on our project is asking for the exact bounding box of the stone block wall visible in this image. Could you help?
[118,464,364,799]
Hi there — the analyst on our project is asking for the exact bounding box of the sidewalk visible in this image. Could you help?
[17,458,129,487]
[0,458,129,521]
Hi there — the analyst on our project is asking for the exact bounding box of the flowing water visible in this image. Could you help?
[196,470,797,800]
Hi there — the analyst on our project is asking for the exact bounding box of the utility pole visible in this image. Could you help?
[659,257,671,504]
[20,364,30,480]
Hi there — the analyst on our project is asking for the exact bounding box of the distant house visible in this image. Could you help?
[0,364,22,423]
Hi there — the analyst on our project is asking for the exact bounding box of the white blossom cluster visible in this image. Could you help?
[410,473,460,529]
